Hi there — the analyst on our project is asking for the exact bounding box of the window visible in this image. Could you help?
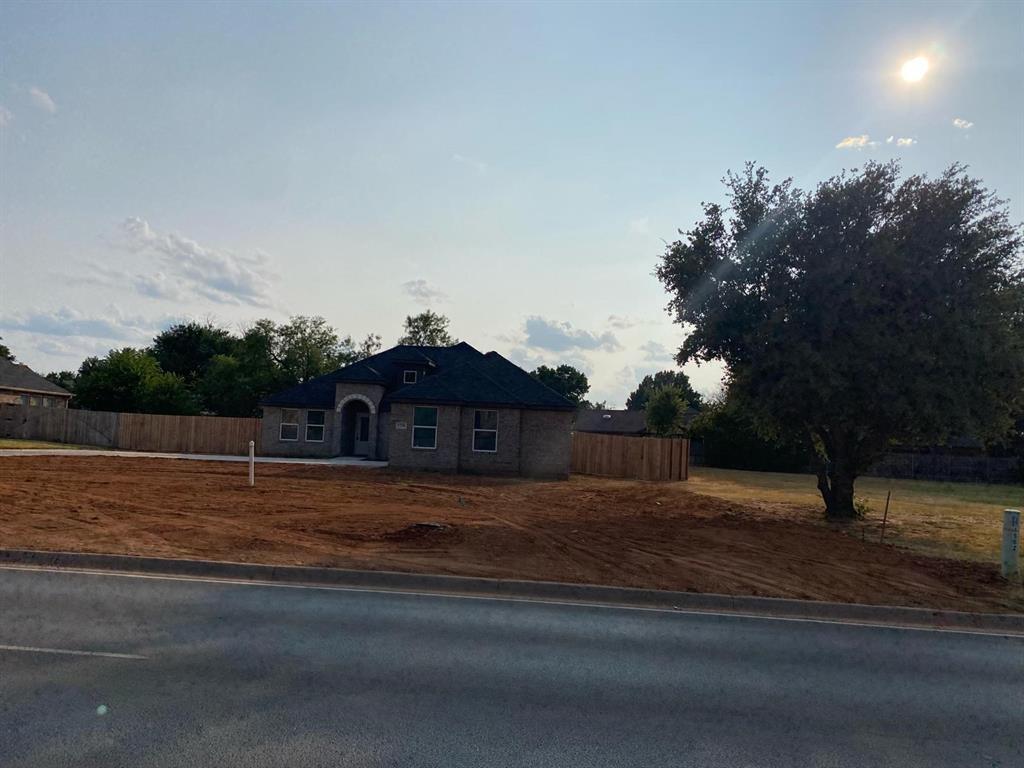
[42,397,51,408]
[473,410,498,452]
[279,409,299,441]
[20,394,29,405]
[412,406,438,449]
[306,410,325,442]
[403,370,417,384]
[29,396,38,406]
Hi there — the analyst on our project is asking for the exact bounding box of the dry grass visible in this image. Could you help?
[688,467,1024,564]
[0,438,100,450]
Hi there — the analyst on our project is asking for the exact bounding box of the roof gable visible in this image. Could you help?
[0,358,72,397]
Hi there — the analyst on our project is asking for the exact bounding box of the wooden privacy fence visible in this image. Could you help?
[0,404,261,456]
[571,432,689,481]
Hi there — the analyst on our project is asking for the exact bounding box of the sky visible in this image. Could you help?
[1,1,1021,407]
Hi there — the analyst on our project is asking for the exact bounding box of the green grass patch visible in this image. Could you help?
[688,466,1024,564]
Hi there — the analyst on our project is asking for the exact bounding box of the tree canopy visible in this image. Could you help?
[530,364,590,406]
[657,161,1024,519]
[626,370,702,411]
[50,315,382,417]
[645,387,687,436]
[151,321,236,384]
[74,348,198,415]
[398,310,457,346]
[0,336,13,361]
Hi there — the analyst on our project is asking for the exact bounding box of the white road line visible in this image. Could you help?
[0,643,146,660]
[1,564,1021,640]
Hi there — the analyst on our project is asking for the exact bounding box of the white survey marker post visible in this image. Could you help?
[248,441,255,487]
[1002,509,1020,579]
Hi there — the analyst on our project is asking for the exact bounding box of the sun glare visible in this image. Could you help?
[900,56,929,83]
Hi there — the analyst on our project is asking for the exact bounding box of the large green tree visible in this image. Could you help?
[626,370,703,411]
[0,336,13,361]
[530,364,590,406]
[657,162,1024,519]
[74,348,199,414]
[398,310,458,346]
[151,321,237,384]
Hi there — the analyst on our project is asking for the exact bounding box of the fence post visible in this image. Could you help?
[1002,509,1020,580]
[249,441,255,487]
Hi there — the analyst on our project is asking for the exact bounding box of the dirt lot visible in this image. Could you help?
[1,456,1020,612]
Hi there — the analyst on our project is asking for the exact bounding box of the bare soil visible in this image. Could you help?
[1,456,1020,612]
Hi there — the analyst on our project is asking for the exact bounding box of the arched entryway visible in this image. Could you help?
[338,394,375,457]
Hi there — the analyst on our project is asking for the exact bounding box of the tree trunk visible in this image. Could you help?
[813,432,858,521]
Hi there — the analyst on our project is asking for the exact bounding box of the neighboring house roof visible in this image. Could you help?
[574,409,648,435]
[259,342,575,411]
[574,406,700,435]
[0,358,72,397]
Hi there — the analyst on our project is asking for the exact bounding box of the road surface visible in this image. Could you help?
[1,567,1021,767]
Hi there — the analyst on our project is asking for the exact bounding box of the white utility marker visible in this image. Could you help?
[1002,509,1020,579]
[249,440,255,487]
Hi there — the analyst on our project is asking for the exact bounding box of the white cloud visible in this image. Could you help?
[628,216,651,236]
[119,217,276,307]
[886,136,894,144]
[608,314,637,330]
[0,106,12,128]
[402,278,447,305]
[523,316,621,353]
[0,306,169,341]
[895,137,916,147]
[952,118,974,130]
[452,153,488,175]
[639,340,675,363]
[28,86,57,114]
[835,134,877,150]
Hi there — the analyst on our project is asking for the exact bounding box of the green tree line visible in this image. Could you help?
[40,311,458,417]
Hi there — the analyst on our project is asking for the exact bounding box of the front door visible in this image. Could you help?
[353,413,370,456]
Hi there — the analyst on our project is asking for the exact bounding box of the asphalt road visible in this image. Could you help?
[1,567,1021,767]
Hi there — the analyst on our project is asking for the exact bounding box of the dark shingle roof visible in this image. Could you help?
[259,344,470,408]
[260,343,575,411]
[0,358,72,397]
[573,409,648,435]
[389,351,574,410]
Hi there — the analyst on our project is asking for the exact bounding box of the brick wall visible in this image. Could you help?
[457,406,521,475]
[388,402,571,478]
[520,409,573,478]
[387,403,462,471]
[260,406,337,457]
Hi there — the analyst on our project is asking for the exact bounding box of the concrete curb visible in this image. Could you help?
[2,548,1022,633]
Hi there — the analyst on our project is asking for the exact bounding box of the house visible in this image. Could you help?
[574,406,700,436]
[0,358,72,408]
[259,342,576,477]
[573,408,648,436]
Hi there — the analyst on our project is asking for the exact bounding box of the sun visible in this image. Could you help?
[900,56,929,83]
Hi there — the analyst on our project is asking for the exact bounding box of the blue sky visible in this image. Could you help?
[1,1,1021,405]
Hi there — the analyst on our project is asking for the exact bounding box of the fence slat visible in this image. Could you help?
[571,432,689,481]
[1,404,260,456]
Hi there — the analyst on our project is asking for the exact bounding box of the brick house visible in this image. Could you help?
[259,342,575,478]
[0,358,72,408]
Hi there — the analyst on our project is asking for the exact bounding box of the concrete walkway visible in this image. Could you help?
[0,448,388,467]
